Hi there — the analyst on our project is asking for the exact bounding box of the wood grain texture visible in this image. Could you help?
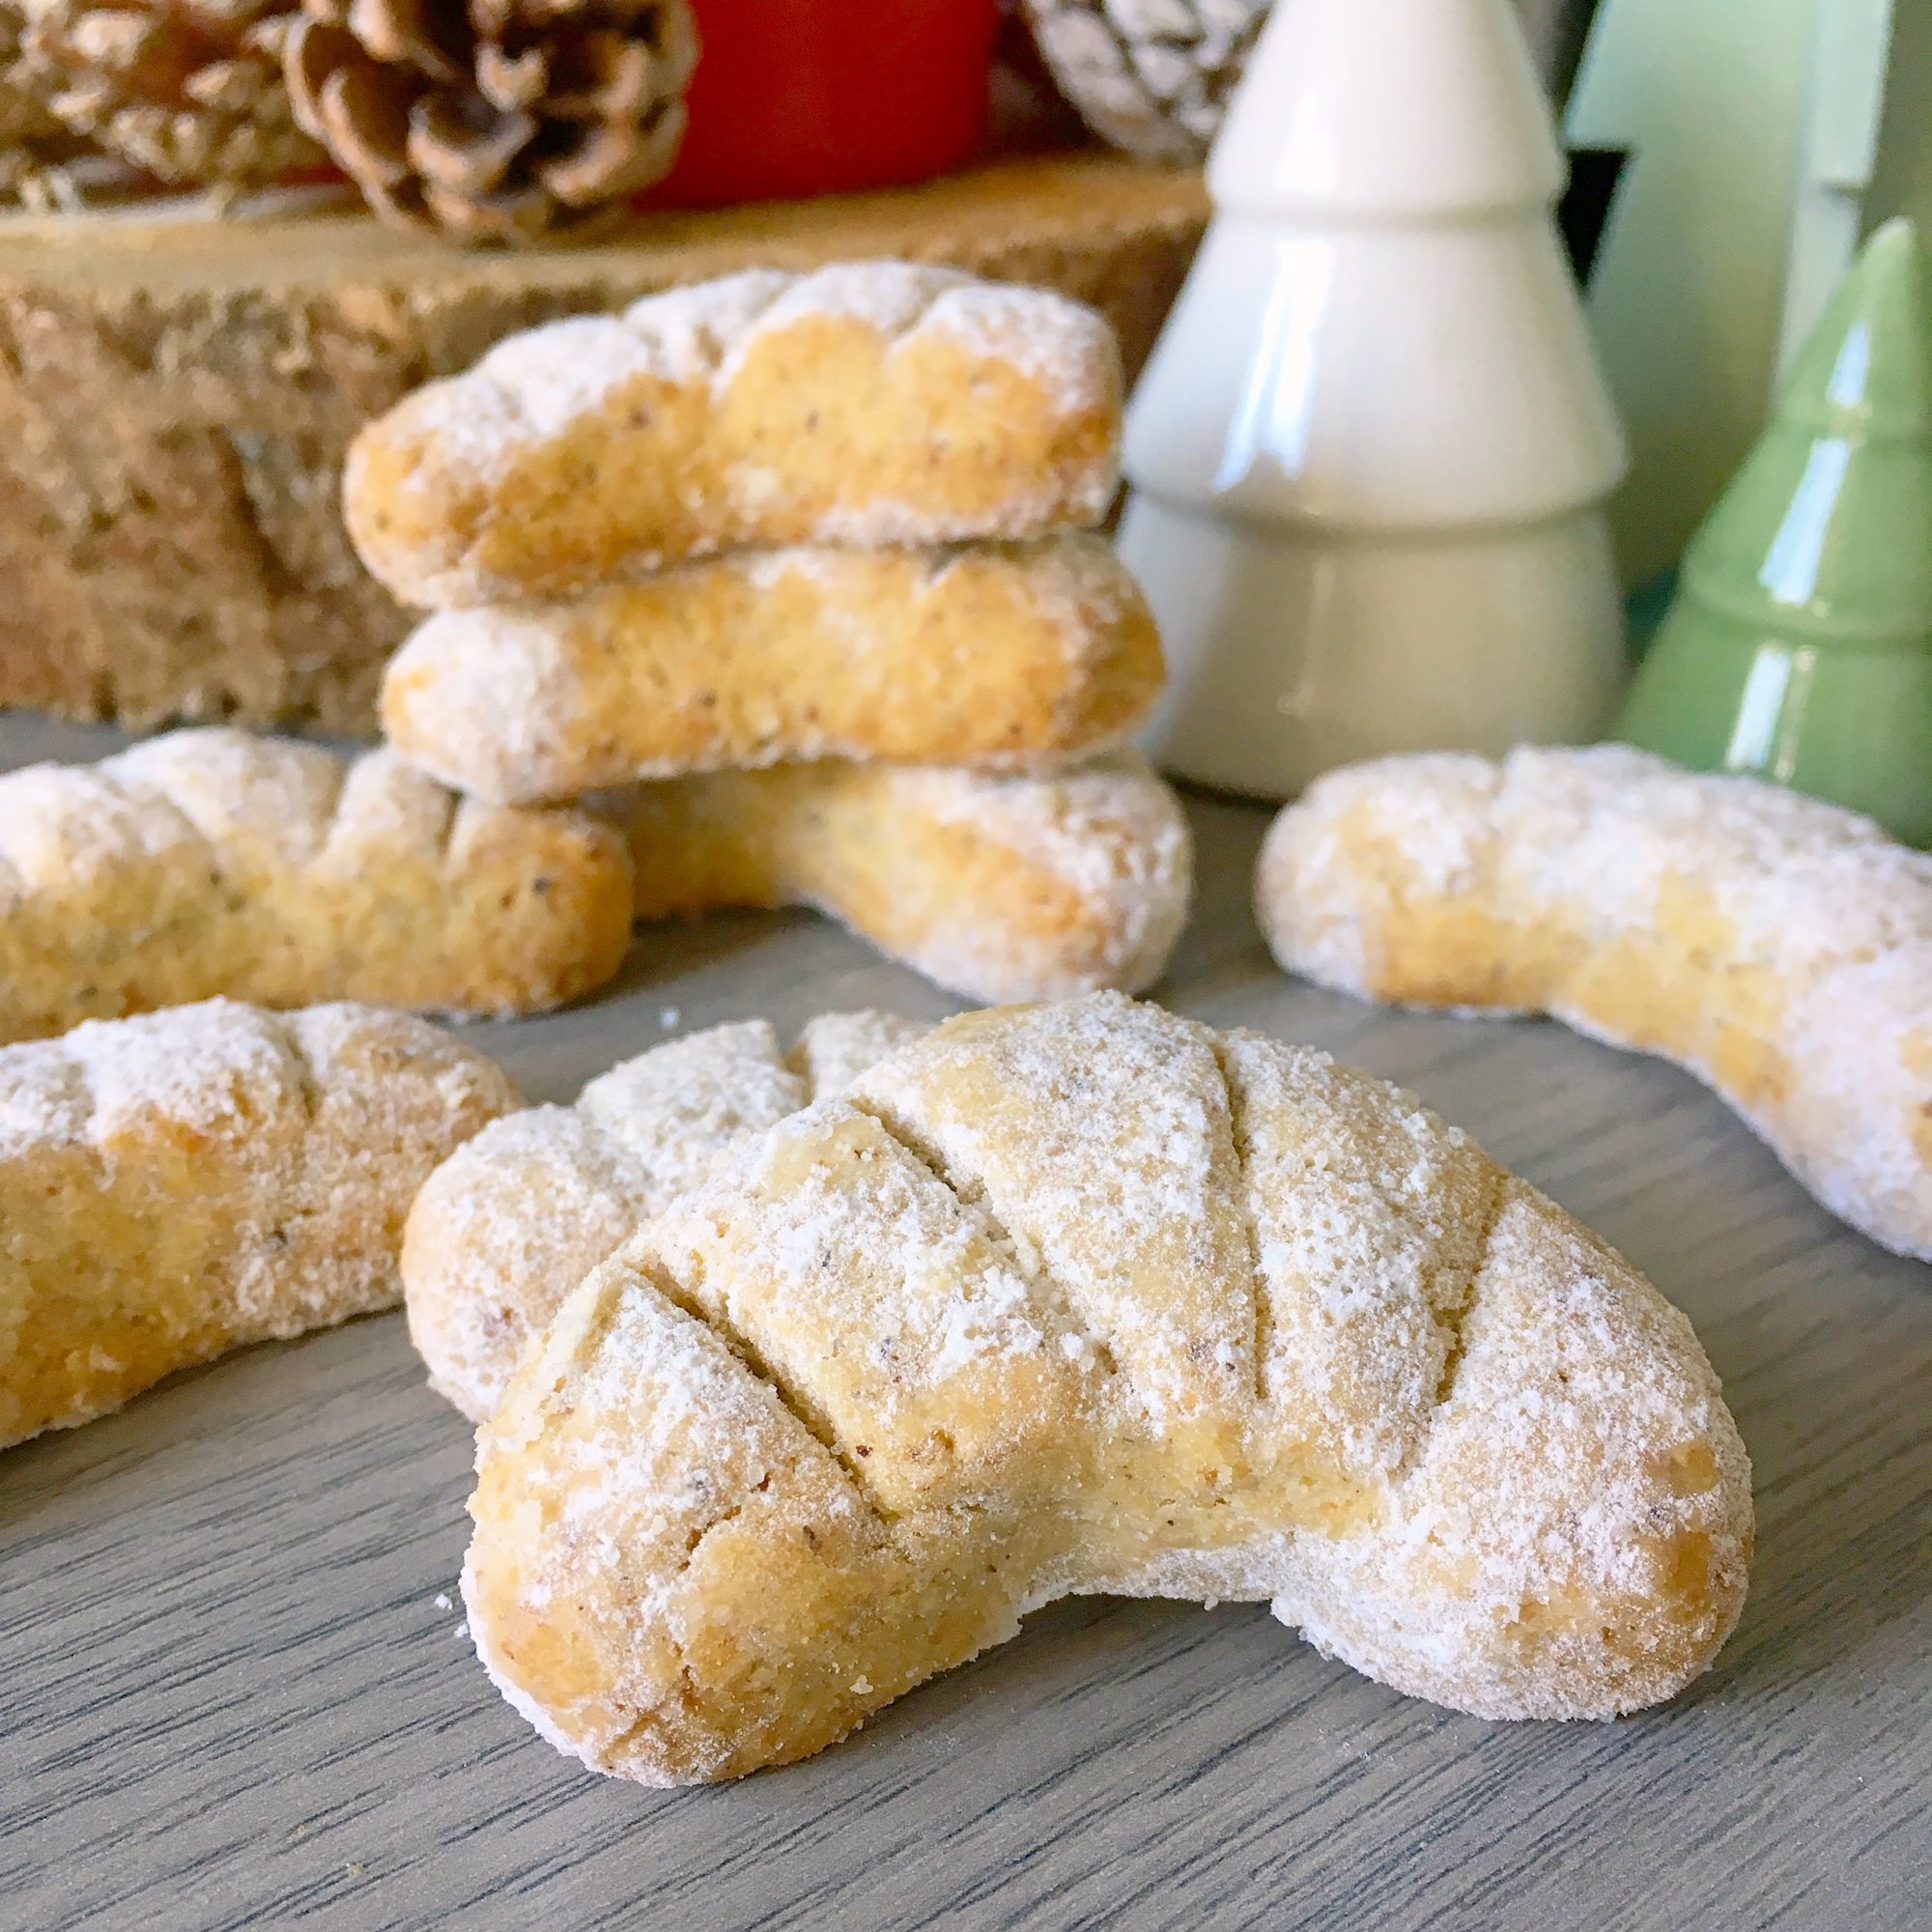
[0,156,1204,736]
[1,714,1926,1932]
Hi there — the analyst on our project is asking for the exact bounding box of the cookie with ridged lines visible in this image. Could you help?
[0,727,634,1042]
[402,1011,930,1422]
[463,993,1752,1782]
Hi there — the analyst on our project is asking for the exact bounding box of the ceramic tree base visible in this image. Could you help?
[1125,496,1626,798]
[1621,628,1932,845]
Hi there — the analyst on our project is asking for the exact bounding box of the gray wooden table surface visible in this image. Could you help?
[1,715,1926,1932]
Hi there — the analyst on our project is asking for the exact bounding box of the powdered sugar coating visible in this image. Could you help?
[0,727,633,1041]
[0,999,517,1447]
[1268,1182,1747,1718]
[921,279,1119,421]
[890,753,1194,1001]
[381,536,1161,802]
[618,263,1115,440]
[411,270,797,476]
[850,995,1254,1432]
[384,613,587,805]
[1257,745,1932,1259]
[647,1102,1074,1513]
[402,1011,929,1420]
[790,1010,930,1098]
[465,1252,908,1782]
[347,261,1123,607]
[621,753,1191,1006]
[463,993,1752,1784]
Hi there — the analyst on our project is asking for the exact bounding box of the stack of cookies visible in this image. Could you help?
[345,260,1193,1004]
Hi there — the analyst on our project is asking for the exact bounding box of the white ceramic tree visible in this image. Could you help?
[1121,0,1630,799]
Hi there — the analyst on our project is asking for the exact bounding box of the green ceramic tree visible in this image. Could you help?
[1616,216,1932,845]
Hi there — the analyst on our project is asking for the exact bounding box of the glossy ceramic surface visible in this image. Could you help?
[1618,217,1932,845]
[1208,0,1562,217]
[1123,0,1630,799]
[1128,497,1626,798]
[1121,219,1626,528]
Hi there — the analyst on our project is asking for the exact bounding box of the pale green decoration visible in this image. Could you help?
[1617,218,1932,846]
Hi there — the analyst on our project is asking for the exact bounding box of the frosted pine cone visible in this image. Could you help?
[1017,0,1267,162]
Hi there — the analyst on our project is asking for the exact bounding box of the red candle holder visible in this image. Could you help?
[648,0,1001,210]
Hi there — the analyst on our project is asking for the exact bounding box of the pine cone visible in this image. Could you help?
[286,0,696,245]
[21,0,322,193]
[1017,0,1268,162]
[0,4,94,202]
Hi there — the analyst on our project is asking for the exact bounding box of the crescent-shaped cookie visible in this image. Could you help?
[623,753,1192,1004]
[345,263,1122,608]
[1256,746,1932,1260]
[381,539,1163,799]
[1,999,517,1447]
[463,994,1751,1781]
[0,727,634,1042]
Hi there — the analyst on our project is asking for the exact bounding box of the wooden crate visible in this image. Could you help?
[0,156,1207,734]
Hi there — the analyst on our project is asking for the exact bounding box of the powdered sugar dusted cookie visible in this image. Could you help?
[346,262,1122,608]
[0,734,634,1051]
[381,537,1162,799]
[0,728,634,1042]
[1257,745,1932,1260]
[623,753,1192,1004]
[402,1011,929,1420]
[1,999,518,1447]
[462,994,1751,1783]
